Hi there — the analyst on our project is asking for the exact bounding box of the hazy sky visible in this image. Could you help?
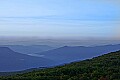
[0,0,120,40]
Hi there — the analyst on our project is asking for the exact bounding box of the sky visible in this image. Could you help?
[0,0,120,40]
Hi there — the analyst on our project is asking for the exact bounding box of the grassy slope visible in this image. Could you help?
[0,51,120,80]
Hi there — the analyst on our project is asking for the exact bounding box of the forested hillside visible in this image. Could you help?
[0,51,120,80]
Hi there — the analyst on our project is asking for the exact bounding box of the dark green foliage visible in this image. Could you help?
[0,51,120,80]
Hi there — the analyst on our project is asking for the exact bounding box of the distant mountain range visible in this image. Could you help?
[0,44,120,72]
[0,47,55,72]
[36,44,120,64]
[0,45,55,54]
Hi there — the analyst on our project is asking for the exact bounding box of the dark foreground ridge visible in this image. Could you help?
[0,50,120,80]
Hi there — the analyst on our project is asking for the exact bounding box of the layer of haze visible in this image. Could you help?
[0,0,120,40]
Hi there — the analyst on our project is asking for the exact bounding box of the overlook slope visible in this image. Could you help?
[1,50,120,80]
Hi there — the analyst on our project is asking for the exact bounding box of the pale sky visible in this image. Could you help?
[0,0,120,40]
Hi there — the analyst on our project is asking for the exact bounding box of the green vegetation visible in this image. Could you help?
[0,51,120,80]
